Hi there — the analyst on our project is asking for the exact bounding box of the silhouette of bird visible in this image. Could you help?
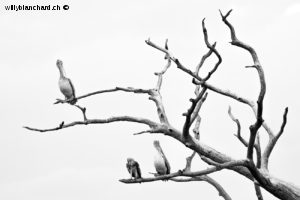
[56,59,77,105]
[153,140,171,176]
[126,158,142,179]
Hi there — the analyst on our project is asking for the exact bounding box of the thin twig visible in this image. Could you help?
[74,105,87,121]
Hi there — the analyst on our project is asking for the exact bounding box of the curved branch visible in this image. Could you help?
[262,107,288,170]
[194,48,214,76]
[201,18,222,82]
[182,88,207,138]
[24,116,159,132]
[171,175,232,200]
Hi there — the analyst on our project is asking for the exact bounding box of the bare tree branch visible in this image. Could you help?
[192,115,201,139]
[184,151,197,172]
[54,88,121,104]
[228,106,262,164]
[200,81,254,105]
[149,89,169,125]
[184,111,202,172]
[254,183,264,200]
[74,105,88,121]
[194,48,214,76]
[182,88,207,138]
[219,9,266,162]
[24,116,159,132]
[146,33,274,143]
[171,175,232,200]
[133,127,166,135]
[155,39,171,91]
[190,92,208,127]
[54,87,152,105]
[262,107,288,170]
[201,18,222,82]
[145,38,203,82]
[55,85,171,127]
[120,159,247,183]
[228,106,244,143]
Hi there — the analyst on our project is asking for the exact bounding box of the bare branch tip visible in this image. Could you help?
[165,38,169,50]
[220,9,233,19]
[145,38,151,44]
[202,18,206,28]
[285,107,289,113]
[228,105,232,113]
[218,9,223,16]
[225,9,233,17]
[59,121,65,128]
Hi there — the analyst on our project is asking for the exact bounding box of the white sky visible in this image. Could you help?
[0,0,299,199]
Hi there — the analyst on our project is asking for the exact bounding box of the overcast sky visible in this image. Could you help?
[0,0,300,199]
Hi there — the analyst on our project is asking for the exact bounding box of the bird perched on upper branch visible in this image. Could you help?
[56,59,77,105]
[153,140,171,176]
[126,158,142,179]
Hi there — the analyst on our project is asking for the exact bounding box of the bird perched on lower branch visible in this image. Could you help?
[153,140,171,176]
[126,158,142,179]
[56,59,77,105]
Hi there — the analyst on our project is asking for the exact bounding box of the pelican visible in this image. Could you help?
[56,59,77,105]
[153,140,171,176]
[126,158,142,179]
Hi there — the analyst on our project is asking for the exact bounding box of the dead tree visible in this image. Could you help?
[24,10,300,200]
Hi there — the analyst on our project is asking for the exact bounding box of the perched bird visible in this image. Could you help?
[126,158,142,179]
[56,59,77,105]
[153,140,171,176]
